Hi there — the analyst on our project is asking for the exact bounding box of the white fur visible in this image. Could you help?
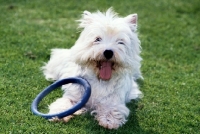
[42,8,143,129]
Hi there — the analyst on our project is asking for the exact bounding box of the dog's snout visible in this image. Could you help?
[104,50,113,60]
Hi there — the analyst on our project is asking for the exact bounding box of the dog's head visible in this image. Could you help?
[71,8,142,81]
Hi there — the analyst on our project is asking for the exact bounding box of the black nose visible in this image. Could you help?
[103,50,113,60]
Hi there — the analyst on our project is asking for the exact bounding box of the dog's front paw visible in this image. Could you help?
[98,115,121,129]
[95,110,127,129]
[74,108,87,115]
[48,97,76,123]
[92,104,129,129]
[48,115,73,122]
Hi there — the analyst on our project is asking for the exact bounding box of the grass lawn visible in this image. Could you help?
[0,0,200,133]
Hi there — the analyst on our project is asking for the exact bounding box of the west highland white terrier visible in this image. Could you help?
[42,8,143,129]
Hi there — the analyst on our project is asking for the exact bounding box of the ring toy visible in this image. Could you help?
[31,77,91,119]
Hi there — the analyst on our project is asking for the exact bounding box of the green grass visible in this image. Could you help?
[0,0,200,133]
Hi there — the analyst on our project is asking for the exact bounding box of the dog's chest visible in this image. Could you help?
[86,79,122,106]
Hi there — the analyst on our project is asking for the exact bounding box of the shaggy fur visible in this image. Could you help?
[42,8,143,129]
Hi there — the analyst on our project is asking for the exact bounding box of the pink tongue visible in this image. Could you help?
[99,61,112,80]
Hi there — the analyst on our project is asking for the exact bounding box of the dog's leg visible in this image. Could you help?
[48,97,87,122]
[92,104,129,129]
[48,97,74,122]
[128,81,143,101]
[48,84,87,122]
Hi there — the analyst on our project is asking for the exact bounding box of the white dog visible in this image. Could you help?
[42,8,143,129]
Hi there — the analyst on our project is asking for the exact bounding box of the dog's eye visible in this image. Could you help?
[94,37,102,42]
[118,41,125,45]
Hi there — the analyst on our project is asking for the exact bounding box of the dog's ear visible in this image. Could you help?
[124,14,138,32]
[125,14,137,24]
[78,11,92,28]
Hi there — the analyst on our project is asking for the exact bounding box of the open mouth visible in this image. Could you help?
[97,61,114,80]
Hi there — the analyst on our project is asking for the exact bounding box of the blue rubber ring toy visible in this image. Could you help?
[31,77,91,119]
